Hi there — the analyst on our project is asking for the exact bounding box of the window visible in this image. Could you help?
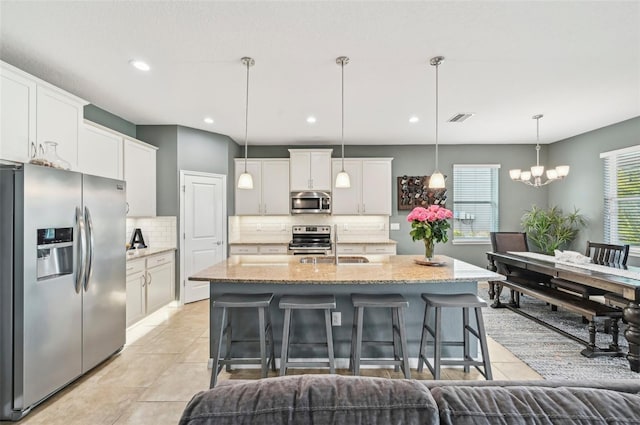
[602,145,640,254]
[452,164,500,244]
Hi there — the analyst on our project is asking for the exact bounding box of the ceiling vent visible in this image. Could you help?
[448,113,474,123]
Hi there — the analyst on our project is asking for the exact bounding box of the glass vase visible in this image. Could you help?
[29,141,71,170]
[423,238,434,260]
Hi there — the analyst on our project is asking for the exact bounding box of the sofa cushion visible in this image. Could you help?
[179,375,439,425]
[431,385,640,425]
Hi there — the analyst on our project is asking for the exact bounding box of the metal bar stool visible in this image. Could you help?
[349,293,411,378]
[418,293,492,380]
[279,294,336,376]
[210,293,276,387]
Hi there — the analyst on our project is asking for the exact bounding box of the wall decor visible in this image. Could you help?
[397,175,447,210]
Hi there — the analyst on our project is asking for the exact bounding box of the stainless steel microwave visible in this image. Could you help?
[290,191,331,214]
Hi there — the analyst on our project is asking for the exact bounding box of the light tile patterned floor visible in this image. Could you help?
[7,298,541,425]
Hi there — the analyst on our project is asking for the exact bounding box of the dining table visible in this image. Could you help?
[487,250,640,372]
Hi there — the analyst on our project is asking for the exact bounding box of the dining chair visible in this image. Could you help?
[585,241,630,267]
[488,232,550,306]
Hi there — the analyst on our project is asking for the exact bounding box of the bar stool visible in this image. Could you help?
[349,293,411,378]
[279,295,336,375]
[418,293,492,380]
[210,293,276,388]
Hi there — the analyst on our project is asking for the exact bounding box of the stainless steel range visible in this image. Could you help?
[288,225,332,255]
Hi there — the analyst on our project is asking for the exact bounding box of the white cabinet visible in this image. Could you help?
[289,149,332,191]
[79,122,123,179]
[124,138,157,217]
[126,251,175,327]
[36,86,84,170]
[126,260,146,327]
[337,243,397,255]
[229,244,288,255]
[0,66,36,162]
[235,159,289,215]
[332,158,393,215]
[146,253,174,314]
[1,61,86,167]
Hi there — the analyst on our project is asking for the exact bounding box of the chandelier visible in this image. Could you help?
[509,114,569,187]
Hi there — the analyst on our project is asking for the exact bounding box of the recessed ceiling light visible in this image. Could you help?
[306,116,317,124]
[204,117,214,124]
[409,116,419,123]
[129,60,150,71]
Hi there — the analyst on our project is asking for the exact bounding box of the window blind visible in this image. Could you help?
[452,164,500,243]
[603,145,640,251]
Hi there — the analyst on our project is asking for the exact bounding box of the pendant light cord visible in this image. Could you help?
[340,57,346,171]
[243,59,250,173]
[434,60,439,171]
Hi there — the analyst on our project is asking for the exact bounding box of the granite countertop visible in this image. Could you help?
[126,247,176,260]
[190,255,505,284]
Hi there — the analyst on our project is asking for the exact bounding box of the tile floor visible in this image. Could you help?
[5,298,541,425]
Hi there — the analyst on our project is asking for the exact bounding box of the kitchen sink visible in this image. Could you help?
[299,256,370,264]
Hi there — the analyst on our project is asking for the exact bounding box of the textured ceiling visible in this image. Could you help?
[1,1,638,146]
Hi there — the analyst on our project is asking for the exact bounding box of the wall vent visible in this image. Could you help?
[448,113,474,123]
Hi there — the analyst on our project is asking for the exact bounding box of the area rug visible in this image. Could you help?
[481,291,640,380]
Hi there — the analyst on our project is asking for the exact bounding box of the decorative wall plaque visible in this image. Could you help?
[397,175,447,211]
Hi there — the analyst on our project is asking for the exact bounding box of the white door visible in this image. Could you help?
[181,171,226,303]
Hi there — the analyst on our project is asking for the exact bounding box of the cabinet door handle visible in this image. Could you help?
[141,275,146,287]
[30,141,36,158]
[146,272,152,285]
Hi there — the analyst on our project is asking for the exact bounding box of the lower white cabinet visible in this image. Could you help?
[229,244,288,255]
[126,251,175,327]
[337,243,397,255]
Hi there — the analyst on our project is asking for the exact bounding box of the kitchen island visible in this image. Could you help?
[190,254,505,370]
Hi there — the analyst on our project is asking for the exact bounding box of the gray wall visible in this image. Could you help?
[137,124,240,297]
[83,104,137,138]
[549,116,640,266]
[136,126,179,216]
[249,143,548,267]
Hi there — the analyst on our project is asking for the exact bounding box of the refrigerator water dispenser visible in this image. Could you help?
[36,227,73,280]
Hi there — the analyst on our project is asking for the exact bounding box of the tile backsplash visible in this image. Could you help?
[126,216,177,248]
[228,215,391,243]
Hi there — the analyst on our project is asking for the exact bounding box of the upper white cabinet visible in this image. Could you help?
[289,149,332,191]
[79,121,124,180]
[332,158,393,215]
[0,66,36,162]
[235,159,289,215]
[1,61,87,168]
[36,86,84,170]
[124,138,157,217]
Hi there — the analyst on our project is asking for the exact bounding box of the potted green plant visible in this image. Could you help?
[521,205,586,254]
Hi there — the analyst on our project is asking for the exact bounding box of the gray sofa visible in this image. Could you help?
[179,375,640,424]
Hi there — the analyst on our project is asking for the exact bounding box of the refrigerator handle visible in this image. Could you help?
[75,207,87,294]
[84,206,95,291]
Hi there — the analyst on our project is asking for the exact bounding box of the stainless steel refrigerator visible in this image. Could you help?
[0,163,126,421]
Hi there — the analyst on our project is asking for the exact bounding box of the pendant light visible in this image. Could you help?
[335,56,351,188]
[237,56,255,190]
[509,114,570,187]
[428,56,446,189]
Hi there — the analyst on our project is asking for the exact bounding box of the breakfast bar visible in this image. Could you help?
[190,255,505,368]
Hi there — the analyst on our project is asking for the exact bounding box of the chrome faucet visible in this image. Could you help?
[334,224,339,265]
